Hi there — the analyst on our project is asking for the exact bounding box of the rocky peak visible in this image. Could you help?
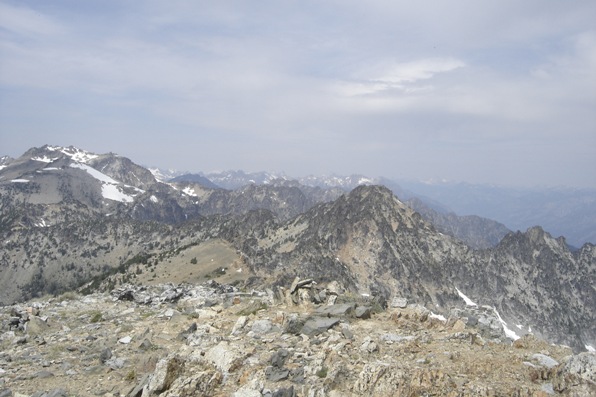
[87,154,158,191]
[24,145,100,164]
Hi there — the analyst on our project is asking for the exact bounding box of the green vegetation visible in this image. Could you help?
[89,312,103,323]
[316,366,328,378]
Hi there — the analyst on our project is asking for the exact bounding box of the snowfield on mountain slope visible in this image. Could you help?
[70,163,143,203]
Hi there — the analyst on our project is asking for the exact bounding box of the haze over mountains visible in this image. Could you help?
[0,145,594,355]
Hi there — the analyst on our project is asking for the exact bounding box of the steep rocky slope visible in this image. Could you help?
[227,185,594,352]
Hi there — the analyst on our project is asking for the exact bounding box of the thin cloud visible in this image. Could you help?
[0,1,594,188]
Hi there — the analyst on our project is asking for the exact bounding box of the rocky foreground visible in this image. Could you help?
[1,280,594,397]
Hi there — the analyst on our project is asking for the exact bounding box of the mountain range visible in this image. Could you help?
[0,145,594,353]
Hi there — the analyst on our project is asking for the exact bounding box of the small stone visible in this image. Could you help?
[118,336,132,344]
[340,323,354,340]
[100,348,112,363]
[138,339,153,351]
[265,366,290,382]
[270,349,289,368]
[34,370,54,379]
[231,316,248,335]
[105,357,126,369]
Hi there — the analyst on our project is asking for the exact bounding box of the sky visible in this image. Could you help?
[0,1,595,188]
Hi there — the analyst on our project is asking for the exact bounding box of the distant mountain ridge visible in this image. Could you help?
[1,145,594,353]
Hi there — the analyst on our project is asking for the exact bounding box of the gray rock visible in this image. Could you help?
[355,306,372,319]
[315,303,356,317]
[100,347,112,363]
[532,353,559,369]
[144,356,185,395]
[270,349,290,368]
[43,389,67,397]
[251,319,274,335]
[0,389,12,397]
[360,337,379,353]
[340,323,354,340]
[391,297,408,308]
[25,316,49,337]
[128,374,150,397]
[300,317,340,336]
[289,278,313,294]
[105,357,126,370]
[205,342,245,373]
[380,333,415,344]
[541,383,555,395]
[34,370,54,379]
[119,335,133,344]
[272,386,295,397]
[266,366,289,382]
[282,314,305,335]
[563,352,596,383]
[231,316,248,335]
[138,339,153,351]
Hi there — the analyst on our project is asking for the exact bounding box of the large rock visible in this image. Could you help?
[315,303,356,317]
[563,352,596,383]
[300,317,340,336]
[142,356,185,396]
[205,341,247,373]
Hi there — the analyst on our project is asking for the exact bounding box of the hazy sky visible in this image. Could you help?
[1,1,595,187]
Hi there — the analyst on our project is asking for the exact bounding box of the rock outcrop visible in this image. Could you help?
[0,280,594,396]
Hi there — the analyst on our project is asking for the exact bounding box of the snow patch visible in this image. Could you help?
[182,187,196,197]
[101,184,134,203]
[430,312,447,322]
[491,307,520,340]
[0,165,7,170]
[42,167,60,171]
[586,345,595,353]
[70,163,141,203]
[150,195,158,203]
[70,163,119,184]
[35,219,49,227]
[11,179,30,183]
[455,287,477,307]
[48,146,98,163]
[32,155,57,163]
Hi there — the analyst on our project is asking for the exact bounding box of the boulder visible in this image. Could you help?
[563,352,596,383]
[143,356,185,396]
[315,303,356,317]
[205,342,246,373]
[354,306,372,319]
[300,317,340,336]
[391,297,408,308]
[532,353,559,369]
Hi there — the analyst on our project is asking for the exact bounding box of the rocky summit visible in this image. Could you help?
[1,280,594,397]
[1,145,596,396]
